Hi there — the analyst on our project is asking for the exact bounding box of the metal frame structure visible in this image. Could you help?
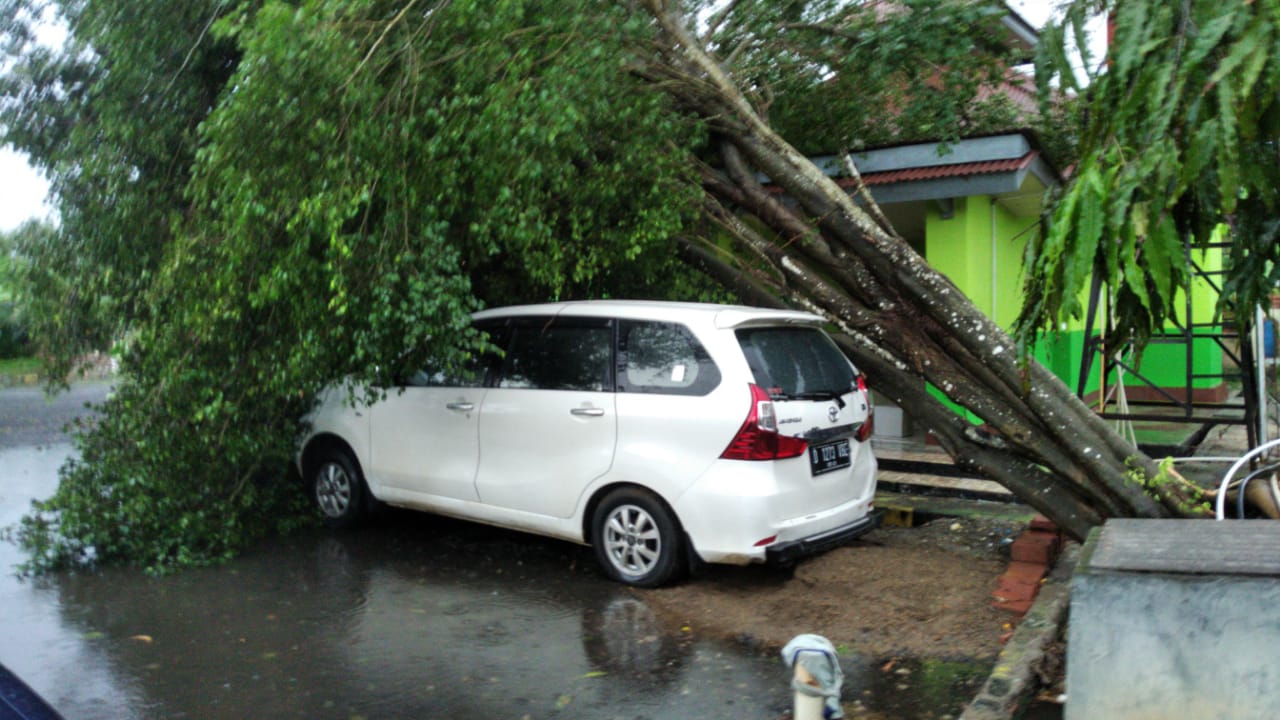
[1075,239,1267,450]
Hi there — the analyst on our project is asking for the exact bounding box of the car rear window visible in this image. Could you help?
[735,326,856,398]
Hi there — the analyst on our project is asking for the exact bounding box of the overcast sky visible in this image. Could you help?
[0,0,1094,233]
[1,11,64,233]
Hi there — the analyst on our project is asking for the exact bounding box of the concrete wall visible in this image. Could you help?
[1067,520,1280,719]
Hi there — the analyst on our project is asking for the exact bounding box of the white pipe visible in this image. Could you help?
[1215,437,1280,519]
[792,665,826,720]
[1257,307,1269,446]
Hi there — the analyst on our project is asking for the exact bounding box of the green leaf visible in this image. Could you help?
[1207,13,1265,88]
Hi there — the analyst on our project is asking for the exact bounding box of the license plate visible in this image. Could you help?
[809,439,851,476]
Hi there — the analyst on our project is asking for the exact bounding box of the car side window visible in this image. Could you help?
[497,318,613,392]
[618,320,721,396]
[402,321,506,388]
[403,363,484,388]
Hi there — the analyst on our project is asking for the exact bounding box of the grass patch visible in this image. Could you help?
[0,356,41,376]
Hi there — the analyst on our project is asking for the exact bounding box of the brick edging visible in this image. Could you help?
[961,542,1078,720]
[990,515,1064,614]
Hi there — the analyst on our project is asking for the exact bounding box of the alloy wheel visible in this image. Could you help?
[316,462,352,518]
[602,503,662,576]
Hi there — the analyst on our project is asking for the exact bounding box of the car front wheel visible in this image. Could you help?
[311,448,367,529]
[592,488,684,587]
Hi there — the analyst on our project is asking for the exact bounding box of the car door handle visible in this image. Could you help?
[446,402,475,412]
[570,408,605,417]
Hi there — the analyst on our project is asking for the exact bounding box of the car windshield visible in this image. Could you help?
[735,326,856,399]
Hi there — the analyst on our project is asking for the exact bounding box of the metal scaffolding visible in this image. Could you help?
[1075,239,1270,451]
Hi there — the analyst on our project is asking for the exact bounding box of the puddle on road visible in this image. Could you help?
[1,443,1001,719]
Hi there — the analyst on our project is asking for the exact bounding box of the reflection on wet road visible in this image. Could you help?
[0,383,793,719]
[0,383,986,718]
[37,520,799,719]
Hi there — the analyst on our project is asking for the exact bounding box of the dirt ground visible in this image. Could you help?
[645,516,1027,660]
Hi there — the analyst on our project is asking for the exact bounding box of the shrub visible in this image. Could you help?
[0,301,30,359]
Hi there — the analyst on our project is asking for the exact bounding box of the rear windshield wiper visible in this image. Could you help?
[789,390,847,408]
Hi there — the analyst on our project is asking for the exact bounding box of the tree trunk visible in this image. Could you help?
[642,1,1204,539]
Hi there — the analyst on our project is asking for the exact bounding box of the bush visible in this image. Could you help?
[0,301,30,359]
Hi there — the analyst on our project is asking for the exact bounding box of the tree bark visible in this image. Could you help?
[641,1,1203,538]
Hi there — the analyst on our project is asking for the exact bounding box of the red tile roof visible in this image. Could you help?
[838,150,1040,187]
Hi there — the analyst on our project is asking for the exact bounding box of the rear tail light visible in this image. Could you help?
[855,413,875,442]
[721,384,809,461]
[854,373,874,442]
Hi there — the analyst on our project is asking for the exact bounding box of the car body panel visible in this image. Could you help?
[307,384,374,462]
[672,444,878,564]
[368,386,483,502]
[608,390,739,504]
[475,387,616,518]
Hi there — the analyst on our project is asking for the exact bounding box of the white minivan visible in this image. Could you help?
[299,301,879,586]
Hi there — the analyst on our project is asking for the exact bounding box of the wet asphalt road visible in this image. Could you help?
[0,381,992,719]
[0,381,110,450]
[0,382,804,719]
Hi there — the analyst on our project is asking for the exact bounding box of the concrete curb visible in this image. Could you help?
[960,543,1078,720]
[0,372,41,387]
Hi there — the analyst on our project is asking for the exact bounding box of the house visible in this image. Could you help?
[807,129,1228,435]
[759,1,1234,437]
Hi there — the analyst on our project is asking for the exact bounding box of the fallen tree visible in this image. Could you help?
[7,0,1274,571]
[635,0,1204,540]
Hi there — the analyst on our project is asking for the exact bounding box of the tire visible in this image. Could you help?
[310,448,367,529]
[591,488,684,587]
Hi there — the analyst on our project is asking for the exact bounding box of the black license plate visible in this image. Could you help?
[809,439,851,476]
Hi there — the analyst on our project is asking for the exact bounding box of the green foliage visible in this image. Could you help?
[1,0,1081,572]
[745,0,1037,154]
[1123,456,1212,517]
[3,0,708,573]
[0,355,39,374]
[0,308,27,358]
[1017,0,1280,351]
[1,0,243,380]
[4,219,89,367]
[185,0,706,385]
[0,220,52,358]
[14,381,316,574]
[0,227,20,358]
[0,226,11,303]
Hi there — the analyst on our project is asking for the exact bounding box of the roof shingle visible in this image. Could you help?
[837,150,1040,187]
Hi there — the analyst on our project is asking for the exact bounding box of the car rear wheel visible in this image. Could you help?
[311,448,367,529]
[592,488,684,587]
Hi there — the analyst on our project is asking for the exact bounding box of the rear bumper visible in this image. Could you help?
[765,509,883,565]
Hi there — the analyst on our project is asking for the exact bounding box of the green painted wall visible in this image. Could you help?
[924,197,1037,327]
[920,195,1225,420]
[924,197,1042,422]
